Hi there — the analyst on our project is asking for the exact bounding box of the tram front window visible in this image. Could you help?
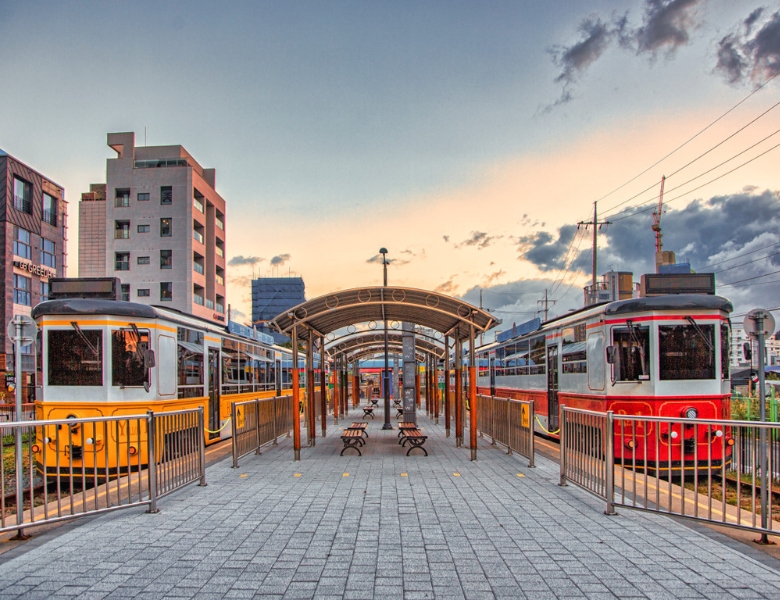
[112,329,151,387]
[49,329,103,386]
[659,323,715,380]
[612,325,649,381]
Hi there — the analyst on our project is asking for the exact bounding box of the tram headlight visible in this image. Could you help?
[670,430,679,439]
[683,407,698,419]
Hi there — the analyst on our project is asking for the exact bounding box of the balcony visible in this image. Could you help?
[194,262,204,275]
[194,294,204,306]
[205,299,214,310]
[115,196,130,207]
[42,209,58,226]
[13,195,32,214]
[115,260,130,271]
[193,230,204,244]
[216,274,224,286]
[194,197,204,213]
[215,246,224,258]
[114,229,130,239]
[216,216,224,230]
[216,303,224,314]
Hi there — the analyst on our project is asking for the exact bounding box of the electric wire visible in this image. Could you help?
[610,140,780,223]
[712,250,780,275]
[595,72,779,211]
[700,241,780,270]
[719,268,780,287]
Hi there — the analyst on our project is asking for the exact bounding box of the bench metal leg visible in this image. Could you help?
[341,441,362,456]
[406,442,428,457]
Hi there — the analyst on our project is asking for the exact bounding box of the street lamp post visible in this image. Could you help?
[380,248,392,430]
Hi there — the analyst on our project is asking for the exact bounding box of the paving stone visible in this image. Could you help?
[0,414,778,599]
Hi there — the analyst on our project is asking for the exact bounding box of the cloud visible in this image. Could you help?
[228,255,264,267]
[549,15,615,105]
[435,276,458,295]
[631,0,704,56]
[516,224,580,271]
[270,253,291,266]
[547,1,705,106]
[365,254,410,266]
[456,231,502,249]
[482,270,506,286]
[715,9,780,85]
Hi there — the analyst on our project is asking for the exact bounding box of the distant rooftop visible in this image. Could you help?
[0,148,7,156]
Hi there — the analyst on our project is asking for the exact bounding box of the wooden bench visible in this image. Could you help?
[340,429,365,456]
[347,422,369,438]
[362,406,375,419]
[400,429,428,456]
[397,422,417,439]
[370,398,379,406]
[395,406,403,418]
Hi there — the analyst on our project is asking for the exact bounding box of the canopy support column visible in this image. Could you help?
[434,357,439,425]
[444,336,451,438]
[292,325,301,461]
[455,338,463,447]
[306,336,315,446]
[320,336,327,438]
[333,355,339,424]
[469,320,478,461]
[352,363,359,410]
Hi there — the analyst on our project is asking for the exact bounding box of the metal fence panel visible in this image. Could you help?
[232,396,293,467]
[476,395,535,466]
[559,406,610,505]
[152,408,206,499]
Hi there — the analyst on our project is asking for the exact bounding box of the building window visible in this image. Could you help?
[215,243,224,258]
[115,252,130,271]
[137,192,150,201]
[115,188,130,207]
[13,274,31,306]
[115,220,130,239]
[13,226,32,259]
[43,193,57,226]
[120,284,130,302]
[40,281,50,302]
[160,282,173,301]
[137,256,150,265]
[161,186,172,205]
[160,249,172,269]
[160,218,172,237]
[13,177,32,214]
[138,288,150,297]
[216,211,224,230]
[216,270,224,286]
[193,221,204,244]
[194,196,204,213]
[41,238,57,268]
[137,224,150,233]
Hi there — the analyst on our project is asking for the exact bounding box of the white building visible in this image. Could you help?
[730,322,780,368]
[79,132,227,323]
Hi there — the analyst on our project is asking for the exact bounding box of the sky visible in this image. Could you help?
[2,0,780,333]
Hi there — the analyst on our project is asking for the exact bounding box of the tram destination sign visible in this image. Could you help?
[640,273,715,297]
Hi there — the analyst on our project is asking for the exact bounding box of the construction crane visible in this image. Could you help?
[652,175,665,273]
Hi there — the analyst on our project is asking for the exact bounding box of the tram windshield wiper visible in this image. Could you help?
[685,316,714,353]
[625,320,647,378]
[70,322,100,356]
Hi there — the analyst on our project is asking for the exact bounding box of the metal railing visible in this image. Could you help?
[12,195,31,214]
[0,404,36,435]
[477,395,535,467]
[0,408,206,534]
[560,405,780,537]
[231,396,293,467]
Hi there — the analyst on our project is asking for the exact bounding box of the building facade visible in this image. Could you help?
[252,277,305,343]
[731,323,780,369]
[81,132,227,323]
[78,183,106,277]
[0,148,68,388]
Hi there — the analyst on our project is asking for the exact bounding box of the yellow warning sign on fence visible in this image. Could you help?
[521,404,529,429]
[236,408,245,429]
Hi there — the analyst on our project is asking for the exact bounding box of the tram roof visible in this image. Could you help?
[269,286,498,342]
[603,294,733,315]
[32,298,159,319]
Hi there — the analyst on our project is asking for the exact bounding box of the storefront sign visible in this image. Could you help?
[13,261,55,279]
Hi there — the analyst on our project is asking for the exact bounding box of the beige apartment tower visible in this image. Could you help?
[79,132,227,323]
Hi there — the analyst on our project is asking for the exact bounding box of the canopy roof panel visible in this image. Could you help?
[270,286,498,342]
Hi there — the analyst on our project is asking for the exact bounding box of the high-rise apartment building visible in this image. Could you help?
[80,132,227,323]
[0,148,68,386]
[252,277,305,342]
[78,184,106,277]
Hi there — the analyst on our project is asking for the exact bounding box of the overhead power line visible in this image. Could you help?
[712,250,780,275]
[595,71,779,211]
[700,241,780,270]
[719,268,780,287]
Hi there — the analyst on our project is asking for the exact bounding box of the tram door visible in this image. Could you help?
[547,344,559,431]
[208,348,221,441]
[489,357,496,396]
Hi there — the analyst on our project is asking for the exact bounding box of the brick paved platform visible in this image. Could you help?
[0,414,779,599]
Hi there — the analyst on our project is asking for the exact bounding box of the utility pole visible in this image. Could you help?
[479,289,483,346]
[537,289,555,322]
[578,201,611,305]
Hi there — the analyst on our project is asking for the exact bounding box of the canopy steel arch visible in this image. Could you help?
[325,326,445,350]
[339,342,433,363]
[269,286,498,342]
[326,332,444,360]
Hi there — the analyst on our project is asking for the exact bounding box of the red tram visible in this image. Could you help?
[476,294,734,470]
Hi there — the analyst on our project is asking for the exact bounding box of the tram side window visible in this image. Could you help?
[529,336,546,375]
[49,330,102,386]
[659,324,715,380]
[562,324,587,374]
[612,326,650,381]
[721,323,730,380]
[112,329,151,387]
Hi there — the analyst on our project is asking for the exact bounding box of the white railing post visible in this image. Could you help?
[528,400,535,469]
[198,407,207,487]
[146,411,159,513]
[559,404,567,487]
[231,402,239,469]
[604,410,616,515]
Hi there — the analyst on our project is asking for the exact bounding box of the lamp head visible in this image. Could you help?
[379,247,387,255]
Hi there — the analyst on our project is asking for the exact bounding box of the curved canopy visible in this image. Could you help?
[337,342,439,363]
[270,286,498,342]
[349,347,424,363]
[327,332,443,359]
